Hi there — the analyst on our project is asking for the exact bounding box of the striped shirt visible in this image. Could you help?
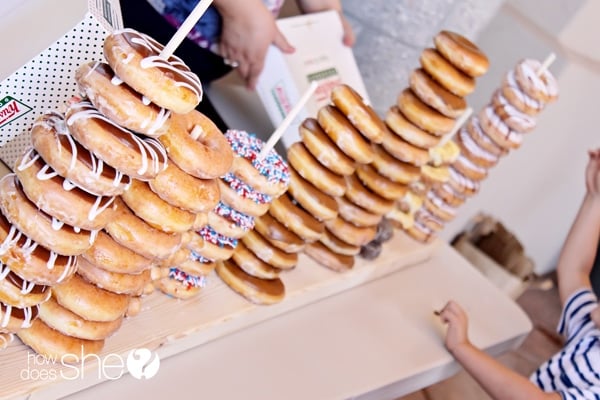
[531,289,600,399]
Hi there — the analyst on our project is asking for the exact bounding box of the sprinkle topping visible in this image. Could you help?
[213,201,255,231]
[168,267,206,289]
[198,225,238,248]
[222,173,272,204]
[225,129,290,187]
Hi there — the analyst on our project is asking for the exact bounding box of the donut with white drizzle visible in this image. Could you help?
[0,262,50,308]
[104,28,203,114]
[66,101,168,181]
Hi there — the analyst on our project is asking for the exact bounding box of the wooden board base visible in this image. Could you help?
[1,232,438,400]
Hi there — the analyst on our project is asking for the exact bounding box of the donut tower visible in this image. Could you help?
[404,57,559,243]
[366,31,491,246]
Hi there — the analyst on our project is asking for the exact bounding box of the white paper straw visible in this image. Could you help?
[438,107,473,147]
[537,52,556,76]
[258,81,319,160]
[159,0,214,59]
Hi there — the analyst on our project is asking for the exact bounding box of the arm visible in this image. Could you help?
[295,0,355,46]
[213,0,295,89]
[556,149,600,304]
[439,301,561,400]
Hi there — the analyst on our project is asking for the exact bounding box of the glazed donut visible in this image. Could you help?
[381,125,430,167]
[30,112,131,197]
[404,220,436,244]
[356,163,408,201]
[187,225,237,261]
[420,48,476,97]
[514,59,559,103]
[491,90,536,133]
[448,166,480,197]
[424,191,457,222]
[241,230,298,270]
[216,259,285,305]
[344,174,395,216]
[317,105,375,164]
[104,28,202,114]
[218,175,271,218]
[465,116,507,158]
[371,144,421,184]
[0,262,49,308]
[17,318,105,360]
[420,164,450,186]
[386,106,441,149]
[104,198,182,260]
[269,193,324,242]
[158,246,191,268]
[0,211,77,285]
[414,207,445,232]
[150,162,219,214]
[207,201,255,239]
[121,179,196,233]
[299,118,355,176]
[287,142,346,197]
[180,251,217,276]
[53,274,130,322]
[456,126,499,169]
[434,31,490,77]
[397,89,454,137]
[478,106,523,150]
[254,212,305,253]
[502,70,544,116]
[81,231,155,274]
[0,302,38,332]
[225,129,290,197]
[335,196,382,228]
[452,153,488,182]
[330,84,385,143]
[232,241,281,280]
[408,180,433,198]
[304,241,354,272]
[428,139,461,167]
[193,212,209,231]
[38,296,122,340]
[409,69,467,118]
[66,101,168,180]
[159,110,233,179]
[15,149,116,231]
[77,257,151,296]
[0,175,93,256]
[433,183,466,208]
[0,332,13,349]
[287,167,338,222]
[395,190,425,215]
[75,61,171,137]
[320,228,361,256]
[324,217,377,248]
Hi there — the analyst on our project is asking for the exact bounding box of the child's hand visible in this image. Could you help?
[438,300,471,354]
[585,148,600,198]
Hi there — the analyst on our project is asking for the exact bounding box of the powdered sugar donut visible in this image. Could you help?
[226,129,290,197]
[104,28,202,114]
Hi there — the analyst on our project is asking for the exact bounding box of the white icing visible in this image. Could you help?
[456,153,487,175]
[483,107,523,145]
[111,75,124,86]
[450,167,479,191]
[427,191,457,216]
[458,126,498,162]
[1,305,11,328]
[493,91,536,132]
[519,59,559,98]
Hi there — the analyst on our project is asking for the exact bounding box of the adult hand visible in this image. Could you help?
[215,0,295,90]
[438,300,471,354]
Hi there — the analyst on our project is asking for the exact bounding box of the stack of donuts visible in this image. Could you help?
[10,27,223,358]
[213,130,291,305]
[375,30,490,243]
[406,58,558,243]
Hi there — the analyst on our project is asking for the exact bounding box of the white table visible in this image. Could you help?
[60,243,531,400]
